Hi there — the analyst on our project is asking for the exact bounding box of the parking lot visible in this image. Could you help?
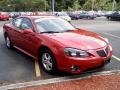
[0,17,120,85]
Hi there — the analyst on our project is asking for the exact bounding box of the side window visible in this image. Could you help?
[20,18,33,30]
[13,18,22,28]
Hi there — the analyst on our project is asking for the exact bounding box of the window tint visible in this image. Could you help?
[13,18,22,28]
[20,18,33,30]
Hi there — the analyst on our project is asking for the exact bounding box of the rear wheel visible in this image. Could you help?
[39,48,57,74]
[5,35,13,49]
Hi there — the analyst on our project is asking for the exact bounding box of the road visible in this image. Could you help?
[0,17,120,85]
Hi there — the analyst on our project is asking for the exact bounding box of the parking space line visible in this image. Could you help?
[112,55,120,62]
[35,60,41,77]
[102,32,120,39]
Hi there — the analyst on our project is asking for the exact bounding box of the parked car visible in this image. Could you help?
[10,12,20,19]
[106,12,120,21]
[3,16,112,74]
[78,12,96,19]
[96,11,105,17]
[68,13,79,20]
[0,12,9,20]
[55,12,71,22]
[105,11,114,16]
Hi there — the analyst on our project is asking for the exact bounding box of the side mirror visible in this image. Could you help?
[23,29,33,34]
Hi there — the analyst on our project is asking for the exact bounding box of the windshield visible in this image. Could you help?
[35,18,75,33]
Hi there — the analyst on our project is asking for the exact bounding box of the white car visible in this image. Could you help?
[55,12,71,22]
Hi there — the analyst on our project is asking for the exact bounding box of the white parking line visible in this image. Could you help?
[102,32,120,39]
[112,55,120,62]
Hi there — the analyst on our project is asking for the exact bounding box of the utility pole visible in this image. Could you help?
[52,0,55,15]
[92,0,95,11]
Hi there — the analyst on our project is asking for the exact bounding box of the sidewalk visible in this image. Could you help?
[17,73,120,90]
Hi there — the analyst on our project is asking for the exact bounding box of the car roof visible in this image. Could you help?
[20,15,56,20]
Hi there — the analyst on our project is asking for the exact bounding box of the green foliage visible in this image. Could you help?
[0,0,119,11]
[116,2,120,10]
[82,0,92,10]
[83,0,119,11]
[0,0,49,11]
[72,0,81,11]
[96,0,113,10]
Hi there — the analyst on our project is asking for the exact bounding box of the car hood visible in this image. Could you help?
[59,16,71,20]
[44,29,107,50]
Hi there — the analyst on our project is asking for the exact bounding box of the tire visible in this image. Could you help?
[7,18,9,21]
[87,16,90,19]
[107,17,111,20]
[5,35,13,49]
[39,48,57,74]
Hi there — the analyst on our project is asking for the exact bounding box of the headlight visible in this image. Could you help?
[64,48,89,57]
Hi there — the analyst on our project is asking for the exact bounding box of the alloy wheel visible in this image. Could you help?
[42,53,53,71]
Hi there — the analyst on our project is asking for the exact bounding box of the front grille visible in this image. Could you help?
[97,47,109,57]
[97,50,106,57]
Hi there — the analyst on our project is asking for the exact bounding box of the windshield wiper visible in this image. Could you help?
[64,30,73,32]
[40,31,60,33]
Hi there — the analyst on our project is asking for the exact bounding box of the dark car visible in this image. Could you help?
[68,13,79,20]
[106,12,120,21]
[12,13,20,19]
[78,12,96,19]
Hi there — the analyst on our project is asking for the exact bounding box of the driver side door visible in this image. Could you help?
[20,18,38,57]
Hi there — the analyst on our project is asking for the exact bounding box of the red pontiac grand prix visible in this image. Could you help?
[3,16,112,74]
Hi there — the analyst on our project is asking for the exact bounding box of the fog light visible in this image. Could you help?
[70,65,80,72]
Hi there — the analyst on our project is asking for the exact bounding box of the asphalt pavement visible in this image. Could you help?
[0,17,120,86]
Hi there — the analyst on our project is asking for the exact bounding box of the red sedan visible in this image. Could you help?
[3,16,112,74]
[0,12,9,20]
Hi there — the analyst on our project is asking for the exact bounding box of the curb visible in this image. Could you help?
[0,70,120,90]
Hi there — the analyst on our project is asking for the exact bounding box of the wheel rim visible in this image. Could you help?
[42,53,53,71]
[6,37,10,47]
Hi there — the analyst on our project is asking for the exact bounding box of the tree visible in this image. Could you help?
[0,0,119,11]
[72,0,81,11]
[0,0,49,11]
[97,0,113,10]
[83,0,115,11]
[82,0,92,10]
[116,1,120,10]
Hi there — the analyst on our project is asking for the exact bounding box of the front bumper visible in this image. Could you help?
[57,45,112,74]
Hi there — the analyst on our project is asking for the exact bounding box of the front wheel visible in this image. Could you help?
[107,17,111,20]
[39,49,57,74]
